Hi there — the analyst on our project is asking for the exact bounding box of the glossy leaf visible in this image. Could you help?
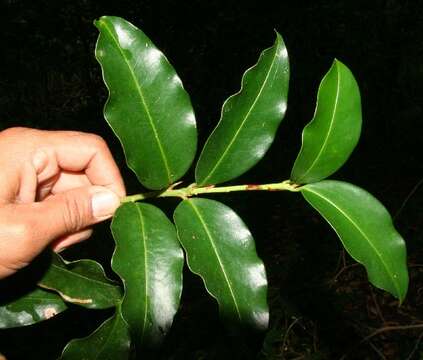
[174,198,269,330]
[95,16,197,190]
[38,252,122,309]
[195,32,289,186]
[301,180,408,301]
[111,203,184,347]
[291,60,362,184]
[0,288,67,328]
[59,305,130,360]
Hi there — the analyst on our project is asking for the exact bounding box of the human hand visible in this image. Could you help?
[0,127,126,279]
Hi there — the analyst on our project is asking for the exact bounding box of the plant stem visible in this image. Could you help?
[122,180,300,203]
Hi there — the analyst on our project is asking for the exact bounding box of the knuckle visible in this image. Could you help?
[87,133,107,149]
[0,219,33,277]
[66,131,107,151]
[73,132,109,156]
[0,207,35,246]
[61,194,86,233]
[0,127,30,139]
[10,219,34,245]
[1,127,28,135]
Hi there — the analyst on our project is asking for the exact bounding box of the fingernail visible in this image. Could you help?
[91,190,120,218]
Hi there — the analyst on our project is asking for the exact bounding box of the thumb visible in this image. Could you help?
[0,186,121,278]
[25,185,121,247]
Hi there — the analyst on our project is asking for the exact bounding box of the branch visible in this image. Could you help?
[121,180,301,203]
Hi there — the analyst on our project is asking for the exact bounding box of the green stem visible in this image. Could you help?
[122,180,300,203]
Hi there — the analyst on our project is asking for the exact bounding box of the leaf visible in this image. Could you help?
[38,252,122,309]
[59,305,130,360]
[301,180,408,301]
[195,32,289,186]
[111,203,184,347]
[291,60,362,184]
[174,198,269,330]
[0,288,67,328]
[95,16,197,190]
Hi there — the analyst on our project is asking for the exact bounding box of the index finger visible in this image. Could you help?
[45,130,126,197]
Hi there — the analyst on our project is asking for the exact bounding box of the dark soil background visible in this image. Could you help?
[0,0,422,359]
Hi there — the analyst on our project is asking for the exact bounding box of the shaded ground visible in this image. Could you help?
[0,0,422,358]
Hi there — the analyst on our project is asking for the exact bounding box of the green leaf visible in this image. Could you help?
[301,180,408,301]
[0,288,67,328]
[174,198,269,330]
[111,203,184,347]
[291,60,362,184]
[195,32,289,186]
[95,16,197,190]
[59,305,130,360]
[38,252,122,309]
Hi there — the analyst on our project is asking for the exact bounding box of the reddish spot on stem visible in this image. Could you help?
[246,184,260,190]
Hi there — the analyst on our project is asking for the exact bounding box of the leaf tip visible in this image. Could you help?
[328,58,342,72]
[272,30,287,52]
[273,29,282,41]
[331,58,352,77]
[93,16,107,29]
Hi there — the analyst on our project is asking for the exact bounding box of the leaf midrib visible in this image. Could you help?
[304,187,401,296]
[94,314,120,360]
[296,64,341,182]
[100,20,172,184]
[187,201,242,321]
[199,41,280,185]
[43,263,118,290]
[14,296,61,303]
[134,204,149,343]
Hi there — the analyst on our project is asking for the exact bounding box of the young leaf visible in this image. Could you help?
[0,288,67,328]
[174,198,269,330]
[301,180,408,302]
[95,16,197,190]
[195,32,289,186]
[111,203,184,347]
[291,60,362,184]
[59,305,130,360]
[38,252,122,309]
